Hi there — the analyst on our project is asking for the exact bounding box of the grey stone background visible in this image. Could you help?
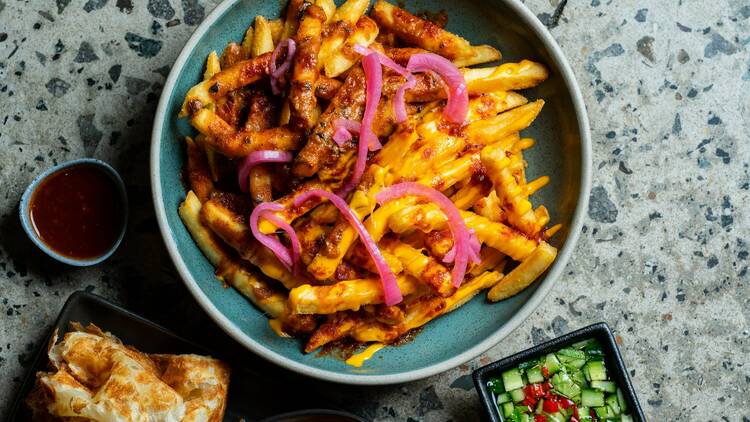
[1,0,749,420]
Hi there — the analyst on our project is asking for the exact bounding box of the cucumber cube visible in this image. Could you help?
[510,388,526,403]
[526,365,545,384]
[551,372,581,399]
[621,414,634,422]
[544,353,561,375]
[502,402,515,417]
[617,388,628,412]
[487,377,505,394]
[502,368,525,392]
[577,406,591,420]
[497,392,511,404]
[557,348,586,360]
[545,412,565,422]
[593,406,609,418]
[581,389,605,407]
[584,360,607,381]
[569,368,588,387]
[606,394,621,415]
[590,380,617,393]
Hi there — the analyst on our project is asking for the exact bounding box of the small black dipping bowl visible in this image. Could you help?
[472,322,645,421]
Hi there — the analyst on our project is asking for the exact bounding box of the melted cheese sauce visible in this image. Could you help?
[345,343,385,368]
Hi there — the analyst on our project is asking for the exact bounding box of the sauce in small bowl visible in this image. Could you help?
[19,159,128,266]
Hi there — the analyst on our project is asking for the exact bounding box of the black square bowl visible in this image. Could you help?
[472,322,645,421]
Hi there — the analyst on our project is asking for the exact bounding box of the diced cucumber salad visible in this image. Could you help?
[486,339,633,422]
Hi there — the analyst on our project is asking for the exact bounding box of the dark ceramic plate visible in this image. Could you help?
[472,322,646,421]
[5,291,351,422]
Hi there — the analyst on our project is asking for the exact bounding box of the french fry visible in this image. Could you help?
[380,237,455,297]
[464,60,549,93]
[179,191,288,319]
[370,0,473,60]
[203,51,221,79]
[315,0,337,23]
[184,137,213,202]
[386,203,537,261]
[294,67,366,178]
[289,5,326,130]
[473,191,504,222]
[179,53,272,116]
[481,145,541,235]
[333,0,369,24]
[270,19,284,44]
[280,0,305,40]
[200,198,304,290]
[289,275,421,314]
[452,44,502,67]
[322,16,379,78]
[241,26,254,58]
[305,312,358,352]
[315,76,343,100]
[469,247,506,276]
[220,42,244,68]
[347,271,503,345]
[466,100,544,143]
[251,16,275,57]
[190,109,302,157]
[487,242,557,302]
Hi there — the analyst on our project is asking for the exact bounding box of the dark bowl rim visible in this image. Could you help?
[472,322,646,421]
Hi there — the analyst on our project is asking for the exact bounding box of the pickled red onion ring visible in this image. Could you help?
[249,202,301,273]
[406,53,468,124]
[237,150,293,192]
[294,189,402,305]
[376,182,480,287]
[269,38,297,95]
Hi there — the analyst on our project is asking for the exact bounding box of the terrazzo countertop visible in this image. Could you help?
[1,0,749,420]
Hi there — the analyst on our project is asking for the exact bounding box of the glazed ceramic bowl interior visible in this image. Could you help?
[151,0,590,384]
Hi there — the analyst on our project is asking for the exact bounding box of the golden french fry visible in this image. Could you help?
[280,0,304,39]
[348,271,503,344]
[322,16,379,77]
[203,51,221,79]
[179,53,272,117]
[289,5,325,130]
[179,191,288,319]
[251,16,274,57]
[466,100,544,143]
[315,0,337,23]
[184,137,213,203]
[241,26,254,58]
[289,275,421,314]
[487,242,557,302]
[464,60,549,93]
[333,0,369,24]
[370,0,473,60]
[453,44,502,67]
[270,19,284,43]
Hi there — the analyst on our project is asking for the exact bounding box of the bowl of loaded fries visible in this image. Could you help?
[151,0,591,384]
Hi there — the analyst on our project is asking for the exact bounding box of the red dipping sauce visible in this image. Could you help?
[28,164,124,260]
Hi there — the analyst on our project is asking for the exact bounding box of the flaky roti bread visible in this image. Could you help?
[26,323,230,422]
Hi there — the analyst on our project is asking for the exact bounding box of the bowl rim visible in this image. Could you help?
[150,0,592,385]
[19,158,129,267]
[471,322,646,421]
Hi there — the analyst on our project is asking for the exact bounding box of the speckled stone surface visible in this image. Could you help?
[1,0,748,420]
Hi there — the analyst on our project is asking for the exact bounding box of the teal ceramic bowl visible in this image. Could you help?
[151,0,591,384]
